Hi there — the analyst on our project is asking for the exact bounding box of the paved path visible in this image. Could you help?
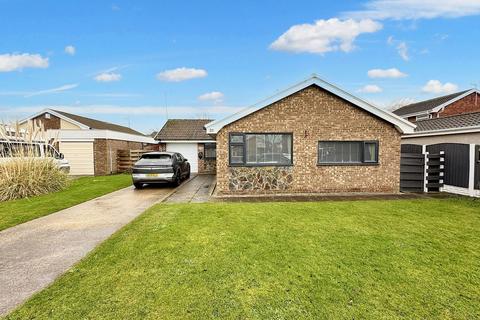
[0,185,175,316]
[165,174,215,203]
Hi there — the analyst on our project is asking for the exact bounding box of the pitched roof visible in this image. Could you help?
[205,75,415,134]
[414,112,480,132]
[155,119,214,141]
[52,110,144,135]
[393,90,471,117]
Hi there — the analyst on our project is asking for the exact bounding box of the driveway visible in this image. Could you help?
[164,174,215,203]
[0,185,175,316]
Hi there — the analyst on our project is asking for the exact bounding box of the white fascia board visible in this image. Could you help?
[46,129,156,143]
[395,111,432,118]
[402,125,480,138]
[432,89,479,113]
[19,108,90,130]
[205,75,416,134]
[161,140,216,144]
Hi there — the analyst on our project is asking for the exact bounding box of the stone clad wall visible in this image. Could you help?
[215,85,402,194]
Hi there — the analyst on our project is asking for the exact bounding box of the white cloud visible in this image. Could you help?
[270,18,382,54]
[367,68,407,78]
[422,80,458,94]
[344,0,480,20]
[358,84,382,93]
[24,84,78,97]
[94,72,122,82]
[387,36,409,61]
[64,45,76,56]
[0,53,49,72]
[198,91,224,103]
[156,67,207,82]
[396,41,409,61]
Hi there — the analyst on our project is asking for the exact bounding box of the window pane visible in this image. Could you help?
[230,134,243,143]
[204,143,216,159]
[230,145,244,164]
[244,134,292,165]
[318,141,362,163]
[364,142,377,162]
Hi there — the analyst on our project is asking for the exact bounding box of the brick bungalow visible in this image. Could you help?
[155,119,216,174]
[19,109,157,175]
[393,89,480,122]
[204,75,415,195]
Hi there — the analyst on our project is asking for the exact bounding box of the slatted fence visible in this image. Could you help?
[117,149,147,173]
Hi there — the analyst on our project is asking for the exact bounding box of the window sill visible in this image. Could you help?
[229,164,293,168]
[317,162,379,166]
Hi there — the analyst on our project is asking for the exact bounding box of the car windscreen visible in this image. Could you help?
[137,154,172,164]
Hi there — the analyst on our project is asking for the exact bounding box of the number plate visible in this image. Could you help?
[146,173,158,177]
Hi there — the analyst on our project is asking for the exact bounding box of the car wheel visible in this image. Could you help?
[134,182,143,189]
[173,171,181,186]
[186,170,190,179]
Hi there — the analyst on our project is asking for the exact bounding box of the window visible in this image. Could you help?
[318,141,378,165]
[415,114,430,121]
[229,133,292,166]
[204,143,216,159]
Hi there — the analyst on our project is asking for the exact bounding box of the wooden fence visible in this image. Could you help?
[117,149,148,173]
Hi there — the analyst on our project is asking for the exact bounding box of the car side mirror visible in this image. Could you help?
[59,153,64,159]
[184,158,188,162]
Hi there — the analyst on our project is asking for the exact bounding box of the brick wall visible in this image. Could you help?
[94,139,156,175]
[197,143,216,174]
[439,92,480,117]
[32,113,61,130]
[216,85,402,194]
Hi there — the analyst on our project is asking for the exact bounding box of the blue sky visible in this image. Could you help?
[1,0,479,134]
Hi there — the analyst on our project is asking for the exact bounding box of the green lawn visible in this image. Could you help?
[0,174,132,231]
[5,199,480,319]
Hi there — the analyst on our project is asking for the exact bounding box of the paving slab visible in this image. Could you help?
[164,174,215,203]
[0,185,175,316]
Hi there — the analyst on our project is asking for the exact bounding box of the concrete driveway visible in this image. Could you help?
[164,174,215,203]
[0,185,175,316]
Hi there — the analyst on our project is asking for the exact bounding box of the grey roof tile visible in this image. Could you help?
[415,112,480,132]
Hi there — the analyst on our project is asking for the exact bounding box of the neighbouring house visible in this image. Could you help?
[19,109,157,175]
[401,112,480,197]
[155,119,216,174]
[393,89,480,122]
[204,75,415,195]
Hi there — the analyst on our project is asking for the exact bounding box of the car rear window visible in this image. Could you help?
[137,154,172,164]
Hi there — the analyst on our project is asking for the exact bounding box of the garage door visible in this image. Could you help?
[166,143,198,172]
[59,141,94,175]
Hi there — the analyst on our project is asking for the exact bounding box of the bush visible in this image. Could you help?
[0,122,68,201]
[0,158,68,201]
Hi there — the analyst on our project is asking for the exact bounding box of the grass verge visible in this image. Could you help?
[5,198,480,319]
[0,174,131,231]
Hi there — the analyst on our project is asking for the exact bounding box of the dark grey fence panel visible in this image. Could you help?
[401,144,422,154]
[426,143,469,188]
[475,145,479,190]
[400,153,424,192]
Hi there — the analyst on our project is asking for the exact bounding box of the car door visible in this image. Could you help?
[176,153,187,175]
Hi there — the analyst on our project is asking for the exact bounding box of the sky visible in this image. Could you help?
[0,0,479,134]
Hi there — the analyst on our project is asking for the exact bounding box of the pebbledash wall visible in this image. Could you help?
[215,85,402,194]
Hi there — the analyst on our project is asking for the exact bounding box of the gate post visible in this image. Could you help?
[423,145,428,193]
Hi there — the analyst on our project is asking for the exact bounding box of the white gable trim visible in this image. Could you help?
[432,89,480,113]
[19,108,90,130]
[205,75,415,134]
